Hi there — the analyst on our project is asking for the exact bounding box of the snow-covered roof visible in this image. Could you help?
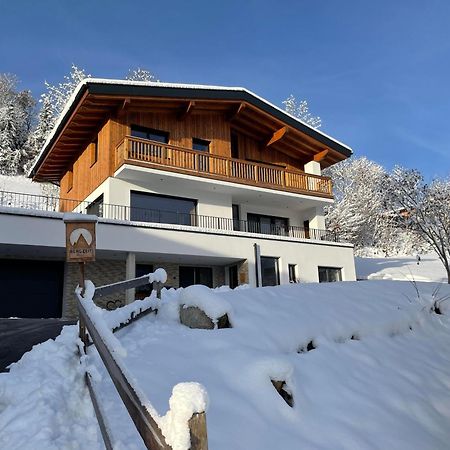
[29,78,353,179]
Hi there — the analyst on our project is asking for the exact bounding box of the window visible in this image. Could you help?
[261,256,280,287]
[318,267,342,283]
[131,125,169,143]
[130,191,197,225]
[135,264,153,299]
[67,167,73,192]
[192,138,210,152]
[86,195,103,217]
[90,138,98,166]
[230,132,239,159]
[288,264,297,283]
[179,266,213,288]
[247,213,289,235]
[232,204,240,231]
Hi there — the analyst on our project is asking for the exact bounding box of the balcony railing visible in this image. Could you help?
[0,190,343,243]
[115,136,333,198]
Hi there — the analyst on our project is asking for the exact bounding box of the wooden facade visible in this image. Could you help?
[35,83,351,205]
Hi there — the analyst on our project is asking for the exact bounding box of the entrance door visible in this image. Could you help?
[228,265,238,289]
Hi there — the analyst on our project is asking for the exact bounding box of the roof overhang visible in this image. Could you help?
[30,79,353,182]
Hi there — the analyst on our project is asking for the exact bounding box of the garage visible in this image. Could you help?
[0,259,64,318]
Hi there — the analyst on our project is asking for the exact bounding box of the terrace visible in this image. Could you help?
[115,136,333,199]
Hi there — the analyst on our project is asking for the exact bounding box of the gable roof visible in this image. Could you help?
[30,79,353,181]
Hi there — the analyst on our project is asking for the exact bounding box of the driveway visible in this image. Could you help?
[0,319,76,372]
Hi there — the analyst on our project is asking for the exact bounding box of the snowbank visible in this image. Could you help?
[2,281,450,450]
[356,253,447,282]
[0,175,42,195]
[0,326,101,449]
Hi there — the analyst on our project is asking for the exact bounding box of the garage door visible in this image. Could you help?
[0,259,64,318]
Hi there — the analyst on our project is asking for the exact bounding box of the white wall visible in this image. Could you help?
[0,210,356,286]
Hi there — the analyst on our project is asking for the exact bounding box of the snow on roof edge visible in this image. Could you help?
[29,78,353,178]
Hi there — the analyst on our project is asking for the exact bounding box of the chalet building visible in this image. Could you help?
[0,80,356,318]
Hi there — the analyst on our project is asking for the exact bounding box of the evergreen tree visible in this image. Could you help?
[0,74,35,175]
[283,94,322,129]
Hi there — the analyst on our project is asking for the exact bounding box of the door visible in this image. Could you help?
[0,259,64,318]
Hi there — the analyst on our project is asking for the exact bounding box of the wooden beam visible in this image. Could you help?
[266,126,287,147]
[227,102,246,121]
[177,101,195,120]
[313,149,329,162]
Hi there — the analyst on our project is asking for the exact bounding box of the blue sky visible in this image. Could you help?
[1,0,449,178]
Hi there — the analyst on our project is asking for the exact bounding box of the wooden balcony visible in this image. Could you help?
[115,136,333,198]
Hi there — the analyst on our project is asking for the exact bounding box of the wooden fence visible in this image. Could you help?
[77,274,208,450]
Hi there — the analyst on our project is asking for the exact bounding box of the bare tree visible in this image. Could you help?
[387,167,450,283]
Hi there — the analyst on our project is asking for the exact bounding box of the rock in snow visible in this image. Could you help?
[1,280,450,450]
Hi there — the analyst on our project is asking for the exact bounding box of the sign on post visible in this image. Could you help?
[64,216,97,262]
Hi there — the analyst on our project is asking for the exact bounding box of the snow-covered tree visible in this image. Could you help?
[283,94,321,129]
[386,168,450,283]
[24,96,54,173]
[324,157,386,251]
[0,74,35,175]
[324,157,426,256]
[42,64,91,119]
[24,65,90,173]
[126,68,159,82]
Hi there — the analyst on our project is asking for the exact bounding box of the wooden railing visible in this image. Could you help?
[115,136,333,198]
[77,273,208,450]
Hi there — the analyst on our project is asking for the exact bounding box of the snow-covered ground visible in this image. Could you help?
[0,174,43,195]
[1,280,450,450]
[356,253,447,282]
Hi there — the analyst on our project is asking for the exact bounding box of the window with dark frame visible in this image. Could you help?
[288,264,297,283]
[232,204,240,231]
[179,266,213,288]
[261,256,280,287]
[131,125,169,143]
[130,191,197,226]
[247,213,289,235]
[90,138,98,166]
[192,138,210,152]
[318,267,342,283]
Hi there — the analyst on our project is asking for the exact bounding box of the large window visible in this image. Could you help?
[261,256,280,287]
[131,125,169,143]
[179,266,213,288]
[130,191,197,225]
[318,267,342,283]
[247,213,289,235]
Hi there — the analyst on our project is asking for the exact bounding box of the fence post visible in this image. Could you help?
[153,281,162,299]
[188,412,208,450]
